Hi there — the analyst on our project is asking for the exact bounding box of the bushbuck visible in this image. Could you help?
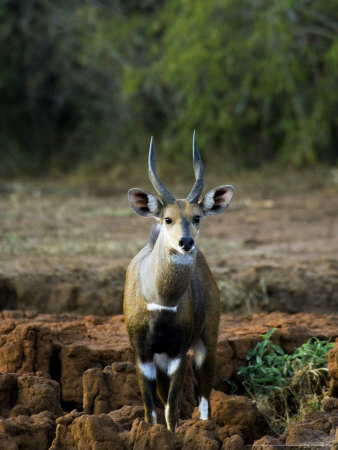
[124,132,234,431]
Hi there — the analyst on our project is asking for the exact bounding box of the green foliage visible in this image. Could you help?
[238,328,334,399]
[236,329,334,433]
[129,0,338,166]
[0,0,338,175]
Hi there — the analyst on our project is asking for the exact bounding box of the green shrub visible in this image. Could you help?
[236,329,334,433]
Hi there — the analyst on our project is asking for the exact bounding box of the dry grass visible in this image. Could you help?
[256,367,330,435]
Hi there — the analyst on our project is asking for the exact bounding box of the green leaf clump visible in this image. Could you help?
[238,328,334,398]
[236,328,334,433]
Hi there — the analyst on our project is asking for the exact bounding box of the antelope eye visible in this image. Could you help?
[193,215,200,224]
[165,217,173,224]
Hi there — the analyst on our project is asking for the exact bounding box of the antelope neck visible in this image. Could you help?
[142,226,195,308]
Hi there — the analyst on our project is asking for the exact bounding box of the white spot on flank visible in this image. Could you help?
[193,339,207,369]
[139,361,156,380]
[151,410,157,424]
[147,303,177,312]
[199,396,209,420]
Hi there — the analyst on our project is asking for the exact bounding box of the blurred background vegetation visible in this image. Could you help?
[0,0,338,178]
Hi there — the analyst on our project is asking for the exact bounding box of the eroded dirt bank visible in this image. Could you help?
[0,311,338,448]
[0,186,337,316]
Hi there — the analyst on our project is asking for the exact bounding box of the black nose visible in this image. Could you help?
[178,238,194,251]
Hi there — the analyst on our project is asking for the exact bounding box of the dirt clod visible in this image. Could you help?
[176,418,221,449]
[222,434,246,450]
[208,390,268,443]
[0,411,56,450]
[50,412,124,450]
[328,339,338,397]
[252,435,286,450]
[123,418,182,450]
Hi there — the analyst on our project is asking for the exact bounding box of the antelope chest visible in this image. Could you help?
[138,312,191,362]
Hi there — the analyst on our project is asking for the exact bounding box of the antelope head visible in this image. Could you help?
[128,132,234,255]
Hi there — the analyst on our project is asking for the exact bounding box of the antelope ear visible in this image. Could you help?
[200,185,234,216]
[128,188,162,217]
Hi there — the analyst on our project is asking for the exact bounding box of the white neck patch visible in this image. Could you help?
[170,251,195,265]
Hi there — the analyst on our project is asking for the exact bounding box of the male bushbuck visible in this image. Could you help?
[124,132,234,431]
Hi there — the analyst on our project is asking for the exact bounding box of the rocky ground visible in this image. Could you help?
[0,172,337,448]
[0,311,337,449]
